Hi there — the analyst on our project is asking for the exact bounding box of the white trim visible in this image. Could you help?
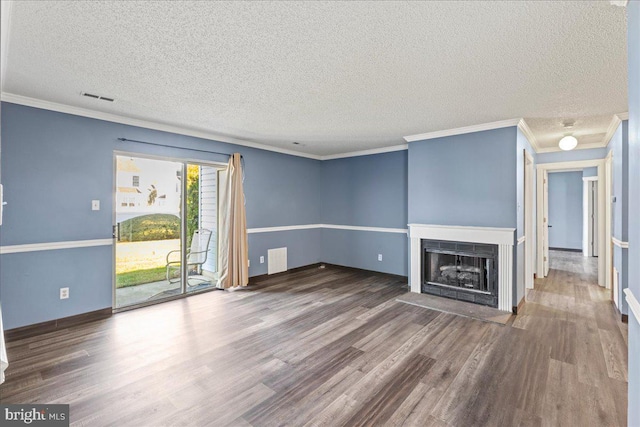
[320,144,408,161]
[248,224,322,234]
[582,176,598,182]
[2,225,407,254]
[1,92,323,161]
[624,288,640,322]
[612,237,629,249]
[0,238,113,255]
[1,1,14,92]
[617,112,629,120]
[604,152,612,289]
[408,224,515,245]
[524,148,534,164]
[524,149,535,290]
[517,119,540,152]
[403,118,521,143]
[604,114,622,149]
[517,236,526,245]
[322,224,408,234]
[498,244,514,312]
[247,224,408,234]
[583,178,590,256]
[536,158,608,287]
[536,159,604,172]
[610,1,629,7]
[408,224,515,312]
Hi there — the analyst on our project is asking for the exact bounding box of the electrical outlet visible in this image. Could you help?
[60,287,69,299]
[91,200,100,211]
[260,256,265,264]
[378,254,383,261]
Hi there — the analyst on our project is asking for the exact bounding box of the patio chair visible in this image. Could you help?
[166,228,213,286]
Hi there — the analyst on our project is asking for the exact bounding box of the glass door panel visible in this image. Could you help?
[114,156,183,308]
[185,163,217,292]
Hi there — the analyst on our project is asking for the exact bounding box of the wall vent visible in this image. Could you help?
[82,92,115,102]
[268,247,287,275]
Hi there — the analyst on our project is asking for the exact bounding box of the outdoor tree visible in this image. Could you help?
[147,184,157,206]
[186,165,200,247]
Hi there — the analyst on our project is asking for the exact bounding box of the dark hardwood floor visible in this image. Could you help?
[0,259,628,426]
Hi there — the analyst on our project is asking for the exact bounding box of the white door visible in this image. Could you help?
[543,170,550,276]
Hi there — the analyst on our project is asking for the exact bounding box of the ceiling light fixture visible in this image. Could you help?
[558,120,578,151]
[559,135,578,151]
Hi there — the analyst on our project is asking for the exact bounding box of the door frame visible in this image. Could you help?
[536,158,609,288]
[524,150,535,289]
[112,151,226,312]
[583,176,598,257]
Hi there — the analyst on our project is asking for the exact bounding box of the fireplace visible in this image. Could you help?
[422,240,498,307]
[409,224,514,312]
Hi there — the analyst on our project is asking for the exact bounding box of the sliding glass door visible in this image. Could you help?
[114,155,221,309]
[184,163,218,293]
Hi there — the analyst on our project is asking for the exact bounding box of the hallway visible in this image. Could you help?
[516,249,628,425]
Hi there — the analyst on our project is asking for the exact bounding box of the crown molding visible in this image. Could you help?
[403,118,521,143]
[610,0,628,7]
[320,144,408,160]
[617,112,629,121]
[603,114,623,149]
[517,119,540,152]
[0,92,323,161]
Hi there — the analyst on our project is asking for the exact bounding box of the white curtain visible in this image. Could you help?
[216,153,249,289]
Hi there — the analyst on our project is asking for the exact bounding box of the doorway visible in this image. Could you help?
[113,154,222,309]
[536,159,610,288]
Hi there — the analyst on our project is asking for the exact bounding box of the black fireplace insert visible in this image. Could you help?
[421,240,498,307]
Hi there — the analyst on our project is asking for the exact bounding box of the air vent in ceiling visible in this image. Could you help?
[81,92,115,102]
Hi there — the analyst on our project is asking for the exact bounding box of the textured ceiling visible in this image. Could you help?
[3,1,628,155]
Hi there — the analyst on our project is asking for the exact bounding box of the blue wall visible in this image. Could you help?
[547,171,583,250]
[321,151,407,229]
[626,1,640,424]
[408,127,518,228]
[608,121,629,314]
[0,102,323,329]
[321,151,408,276]
[408,127,519,306]
[537,147,607,164]
[582,167,597,178]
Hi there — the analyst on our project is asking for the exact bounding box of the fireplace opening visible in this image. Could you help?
[421,240,498,307]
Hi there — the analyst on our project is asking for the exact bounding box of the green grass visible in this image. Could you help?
[119,214,180,242]
[116,266,167,288]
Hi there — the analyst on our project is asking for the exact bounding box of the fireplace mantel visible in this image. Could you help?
[409,224,515,312]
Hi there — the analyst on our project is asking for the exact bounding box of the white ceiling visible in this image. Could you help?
[2,1,628,156]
